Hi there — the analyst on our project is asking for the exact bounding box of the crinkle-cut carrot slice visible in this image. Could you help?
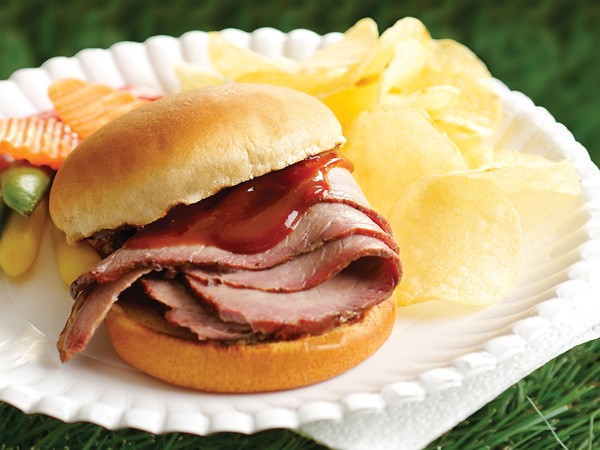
[48,78,150,139]
[0,117,80,169]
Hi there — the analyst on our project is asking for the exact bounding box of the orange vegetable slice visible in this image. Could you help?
[48,78,150,139]
[0,116,80,169]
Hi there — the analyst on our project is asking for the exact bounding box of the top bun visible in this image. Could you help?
[50,83,345,243]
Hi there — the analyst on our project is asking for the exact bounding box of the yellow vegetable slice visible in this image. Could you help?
[51,225,101,285]
[0,197,48,276]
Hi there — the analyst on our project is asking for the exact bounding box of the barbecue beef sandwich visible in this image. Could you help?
[50,83,402,392]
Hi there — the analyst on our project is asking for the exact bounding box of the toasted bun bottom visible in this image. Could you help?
[104,296,396,393]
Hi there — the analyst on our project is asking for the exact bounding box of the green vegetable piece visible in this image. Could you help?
[0,162,52,217]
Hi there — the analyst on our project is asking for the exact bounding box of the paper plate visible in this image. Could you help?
[1,27,599,450]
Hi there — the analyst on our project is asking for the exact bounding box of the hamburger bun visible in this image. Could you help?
[49,83,345,243]
[105,292,396,393]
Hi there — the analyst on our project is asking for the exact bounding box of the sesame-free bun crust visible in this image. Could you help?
[50,83,345,243]
[104,296,396,393]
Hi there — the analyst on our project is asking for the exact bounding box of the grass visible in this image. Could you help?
[0,338,597,449]
[428,338,599,449]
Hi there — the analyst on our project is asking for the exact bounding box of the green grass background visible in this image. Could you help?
[0,0,598,448]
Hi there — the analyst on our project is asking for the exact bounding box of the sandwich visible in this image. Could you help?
[50,83,402,392]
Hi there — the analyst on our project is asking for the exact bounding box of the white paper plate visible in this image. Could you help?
[1,28,599,450]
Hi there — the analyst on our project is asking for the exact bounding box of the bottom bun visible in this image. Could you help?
[104,295,396,393]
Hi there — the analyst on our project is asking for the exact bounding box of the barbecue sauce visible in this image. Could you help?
[124,151,353,254]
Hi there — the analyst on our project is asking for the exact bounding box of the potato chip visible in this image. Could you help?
[425,39,492,82]
[303,18,378,75]
[208,32,299,80]
[431,79,502,138]
[382,85,498,169]
[390,175,522,306]
[322,77,383,125]
[235,69,336,96]
[504,190,580,232]
[362,17,430,79]
[382,16,431,43]
[291,18,380,96]
[342,103,467,215]
[323,80,381,125]
[385,85,460,112]
[174,61,226,91]
[390,38,492,96]
[463,153,580,232]
[361,18,430,107]
[444,130,495,169]
[204,19,379,98]
[382,84,497,170]
[491,149,558,167]
[381,33,502,167]
[464,159,581,196]
[381,38,428,95]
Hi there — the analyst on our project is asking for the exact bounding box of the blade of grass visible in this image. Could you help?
[526,397,568,450]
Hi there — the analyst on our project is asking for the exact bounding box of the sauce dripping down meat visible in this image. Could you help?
[124,151,353,254]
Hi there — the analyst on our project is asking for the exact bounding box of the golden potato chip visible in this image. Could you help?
[385,85,460,112]
[205,19,379,98]
[430,79,502,140]
[425,39,492,83]
[382,85,496,171]
[235,63,356,98]
[381,85,497,169]
[303,18,378,75]
[464,159,581,196]
[323,19,430,125]
[174,61,226,91]
[390,175,522,306]
[362,17,430,81]
[208,32,298,80]
[322,77,383,125]
[382,16,431,43]
[381,38,428,95]
[384,34,501,163]
[389,38,493,96]
[491,149,558,167]
[294,18,379,97]
[504,190,580,232]
[443,130,495,169]
[342,103,467,215]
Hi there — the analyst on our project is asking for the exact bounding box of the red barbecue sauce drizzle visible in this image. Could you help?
[124,151,353,254]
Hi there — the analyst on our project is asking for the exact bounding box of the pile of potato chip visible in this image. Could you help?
[177,18,581,308]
